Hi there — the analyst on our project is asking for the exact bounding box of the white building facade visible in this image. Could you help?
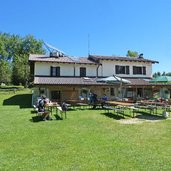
[29,53,159,104]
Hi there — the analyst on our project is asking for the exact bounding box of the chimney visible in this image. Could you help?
[138,53,143,58]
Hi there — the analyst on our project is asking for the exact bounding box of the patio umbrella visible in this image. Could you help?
[97,75,131,84]
[150,76,171,83]
[97,75,131,100]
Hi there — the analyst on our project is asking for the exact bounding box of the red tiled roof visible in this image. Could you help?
[77,57,98,64]
[34,77,106,85]
[29,54,98,65]
[34,76,154,86]
[29,54,75,63]
[89,55,159,64]
[29,54,158,65]
[127,78,150,85]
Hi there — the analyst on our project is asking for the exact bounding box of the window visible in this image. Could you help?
[80,67,86,77]
[110,88,115,96]
[115,65,129,74]
[51,91,61,100]
[133,66,146,75]
[39,88,45,95]
[50,66,60,77]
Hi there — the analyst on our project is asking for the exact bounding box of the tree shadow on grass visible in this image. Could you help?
[101,112,124,120]
[3,94,32,108]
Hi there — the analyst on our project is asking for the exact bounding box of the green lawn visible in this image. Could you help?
[1,90,171,171]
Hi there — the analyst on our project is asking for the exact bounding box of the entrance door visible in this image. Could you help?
[51,91,61,102]
[137,88,143,98]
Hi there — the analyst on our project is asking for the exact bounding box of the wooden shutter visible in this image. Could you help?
[56,67,60,76]
[143,67,146,75]
[80,67,86,77]
[126,66,129,74]
[115,65,119,74]
[133,66,136,74]
[50,66,53,76]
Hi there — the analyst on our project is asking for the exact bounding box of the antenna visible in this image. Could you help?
[44,42,67,56]
[88,34,90,56]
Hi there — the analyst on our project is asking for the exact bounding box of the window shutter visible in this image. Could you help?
[50,66,53,76]
[143,67,146,75]
[126,66,129,74]
[133,66,136,74]
[115,65,119,74]
[56,67,60,76]
[80,67,86,77]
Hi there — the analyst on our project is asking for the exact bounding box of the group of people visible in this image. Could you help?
[36,95,68,121]
[89,92,108,109]
[37,95,52,121]
[36,93,108,120]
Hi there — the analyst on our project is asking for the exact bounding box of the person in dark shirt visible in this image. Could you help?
[101,94,108,108]
[92,93,97,109]
[38,96,52,121]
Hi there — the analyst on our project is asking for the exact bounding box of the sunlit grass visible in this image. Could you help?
[0,90,171,170]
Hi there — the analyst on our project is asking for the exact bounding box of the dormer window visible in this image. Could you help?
[50,66,60,77]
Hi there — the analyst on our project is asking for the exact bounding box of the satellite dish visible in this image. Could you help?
[44,42,67,57]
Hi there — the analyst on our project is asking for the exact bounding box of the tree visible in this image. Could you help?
[166,72,171,76]
[0,59,11,84]
[0,32,45,86]
[0,33,13,84]
[162,72,166,76]
[12,55,27,85]
[12,35,45,87]
[126,50,138,57]
[152,72,161,78]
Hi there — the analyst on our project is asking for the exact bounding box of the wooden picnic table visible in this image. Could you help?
[104,101,140,118]
[138,100,166,106]
[46,102,67,119]
[105,101,135,107]
[46,102,60,115]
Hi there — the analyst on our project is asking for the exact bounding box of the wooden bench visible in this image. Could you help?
[104,105,125,117]
[37,111,45,116]
[127,106,139,117]
[57,106,67,119]
[33,106,48,117]
[33,105,38,112]
[36,110,52,121]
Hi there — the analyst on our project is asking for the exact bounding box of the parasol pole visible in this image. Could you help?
[113,75,123,101]
[120,77,123,101]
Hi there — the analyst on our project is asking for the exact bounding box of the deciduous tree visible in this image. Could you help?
[126,50,138,57]
[0,32,45,86]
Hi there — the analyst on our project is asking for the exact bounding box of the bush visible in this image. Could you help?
[0,85,24,90]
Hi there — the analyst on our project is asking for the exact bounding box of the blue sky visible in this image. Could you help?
[0,0,171,73]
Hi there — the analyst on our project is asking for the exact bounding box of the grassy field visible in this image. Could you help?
[0,90,171,171]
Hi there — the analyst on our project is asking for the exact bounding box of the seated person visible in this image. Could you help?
[92,93,98,109]
[88,92,93,105]
[101,94,108,108]
[38,95,52,121]
[61,102,68,111]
